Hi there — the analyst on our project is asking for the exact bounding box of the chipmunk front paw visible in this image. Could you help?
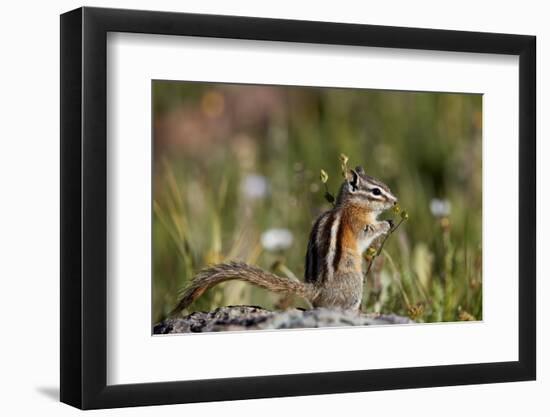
[377,220,392,234]
[365,221,392,237]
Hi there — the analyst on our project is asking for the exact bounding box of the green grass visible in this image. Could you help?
[152,81,482,324]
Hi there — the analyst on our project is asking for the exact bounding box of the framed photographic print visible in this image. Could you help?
[60,6,536,410]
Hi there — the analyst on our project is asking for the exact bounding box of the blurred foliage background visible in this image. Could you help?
[152,81,482,325]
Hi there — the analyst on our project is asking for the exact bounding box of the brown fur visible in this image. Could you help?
[334,204,365,273]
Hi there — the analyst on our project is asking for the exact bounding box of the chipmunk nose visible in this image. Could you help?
[393,200,398,206]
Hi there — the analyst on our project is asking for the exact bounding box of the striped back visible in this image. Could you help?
[305,210,341,284]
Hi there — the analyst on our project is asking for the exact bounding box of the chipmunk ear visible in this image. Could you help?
[354,166,365,175]
[347,168,360,192]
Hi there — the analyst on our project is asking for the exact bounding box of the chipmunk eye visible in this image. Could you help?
[372,188,382,196]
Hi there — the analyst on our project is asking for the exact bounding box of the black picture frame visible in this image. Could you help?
[60,6,536,410]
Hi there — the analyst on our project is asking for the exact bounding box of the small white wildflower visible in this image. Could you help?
[241,174,269,200]
[260,228,294,251]
[430,198,451,218]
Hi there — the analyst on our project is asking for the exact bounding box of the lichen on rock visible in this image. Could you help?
[153,305,413,334]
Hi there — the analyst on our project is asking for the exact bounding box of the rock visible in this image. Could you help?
[153,305,414,334]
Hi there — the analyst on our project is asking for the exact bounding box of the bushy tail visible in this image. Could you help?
[171,261,315,315]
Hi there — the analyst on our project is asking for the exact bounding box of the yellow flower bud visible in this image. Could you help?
[401,210,409,220]
[366,247,377,257]
[320,169,329,184]
[339,154,350,178]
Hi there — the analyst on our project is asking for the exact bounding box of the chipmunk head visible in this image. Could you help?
[336,166,397,213]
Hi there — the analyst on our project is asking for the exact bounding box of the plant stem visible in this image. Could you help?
[364,218,405,281]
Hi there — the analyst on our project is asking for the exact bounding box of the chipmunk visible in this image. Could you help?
[171,166,397,314]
